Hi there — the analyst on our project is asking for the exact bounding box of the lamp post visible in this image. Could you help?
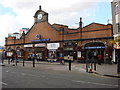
[22,31,25,66]
[32,45,35,67]
[13,37,18,66]
[117,23,120,74]
[79,17,82,46]
[61,27,64,64]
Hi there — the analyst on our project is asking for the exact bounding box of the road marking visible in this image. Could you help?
[72,80,118,87]
[0,82,8,85]
[5,70,46,78]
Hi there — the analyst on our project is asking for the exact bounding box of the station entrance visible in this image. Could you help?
[84,42,105,63]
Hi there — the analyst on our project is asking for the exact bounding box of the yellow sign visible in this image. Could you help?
[114,35,120,42]
[114,42,120,49]
[114,34,120,49]
[108,40,115,44]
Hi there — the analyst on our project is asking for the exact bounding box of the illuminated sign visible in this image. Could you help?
[114,34,120,49]
[35,43,46,47]
[84,46,105,49]
[31,39,50,42]
[24,44,33,47]
[47,43,59,49]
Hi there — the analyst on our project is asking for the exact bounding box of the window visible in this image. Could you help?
[115,14,118,23]
[115,3,119,15]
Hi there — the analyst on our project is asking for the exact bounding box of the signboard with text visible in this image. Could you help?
[47,43,59,49]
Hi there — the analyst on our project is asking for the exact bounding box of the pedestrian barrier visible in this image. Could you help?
[88,63,93,73]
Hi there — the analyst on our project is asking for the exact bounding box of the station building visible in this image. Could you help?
[5,6,113,63]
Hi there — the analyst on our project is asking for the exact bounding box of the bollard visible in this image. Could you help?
[8,58,10,64]
[88,63,93,73]
[86,59,89,72]
[68,55,71,71]
[23,59,24,66]
[2,58,4,64]
[33,58,35,67]
[94,62,96,71]
[69,60,71,71]
[16,59,17,66]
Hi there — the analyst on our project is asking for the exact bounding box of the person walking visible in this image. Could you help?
[105,54,109,64]
[2,50,5,64]
[97,54,102,65]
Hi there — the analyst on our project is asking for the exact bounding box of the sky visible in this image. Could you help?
[0,0,113,46]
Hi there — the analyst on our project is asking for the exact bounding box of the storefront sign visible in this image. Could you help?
[84,46,105,49]
[47,43,59,49]
[24,44,33,47]
[114,34,120,49]
[108,40,115,44]
[114,42,120,49]
[35,43,46,47]
[31,39,50,42]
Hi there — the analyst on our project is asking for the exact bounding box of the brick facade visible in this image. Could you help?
[5,6,113,62]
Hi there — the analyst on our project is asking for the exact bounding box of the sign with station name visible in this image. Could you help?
[31,39,50,42]
[84,46,105,49]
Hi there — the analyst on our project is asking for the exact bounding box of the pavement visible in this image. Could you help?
[1,60,120,78]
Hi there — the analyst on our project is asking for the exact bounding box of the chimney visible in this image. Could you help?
[79,17,82,29]
[39,5,41,10]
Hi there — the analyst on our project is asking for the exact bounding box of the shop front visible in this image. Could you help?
[113,34,120,73]
[74,46,85,63]
[5,47,14,59]
[63,41,77,61]
[47,43,59,62]
[24,44,33,60]
[34,43,46,61]
[16,46,24,61]
[24,43,47,61]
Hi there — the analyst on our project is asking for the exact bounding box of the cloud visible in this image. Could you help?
[0,0,112,46]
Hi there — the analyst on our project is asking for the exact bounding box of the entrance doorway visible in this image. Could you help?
[84,42,105,63]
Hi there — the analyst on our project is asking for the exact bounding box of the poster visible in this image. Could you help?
[78,51,81,58]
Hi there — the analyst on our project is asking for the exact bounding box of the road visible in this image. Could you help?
[0,53,119,89]
[1,64,119,89]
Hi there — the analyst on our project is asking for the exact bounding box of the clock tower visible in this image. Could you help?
[34,6,48,23]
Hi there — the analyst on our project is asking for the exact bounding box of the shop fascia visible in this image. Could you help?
[114,34,120,49]
[24,43,60,49]
[24,43,46,47]
[47,43,60,50]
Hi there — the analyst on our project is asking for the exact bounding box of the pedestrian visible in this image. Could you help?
[88,52,91,60]
[2,50,5,64]
[109,55,112,64]
[11,52,14,63]
[59,53,65,65]
[32,53,36,67]
[105,54,109,64]
[97,54,102,65]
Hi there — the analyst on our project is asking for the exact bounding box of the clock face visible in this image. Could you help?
[37,14,43,20]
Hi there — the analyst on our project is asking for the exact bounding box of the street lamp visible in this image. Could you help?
[117,22,120,74]
[22,31,25,66]
[60,27,64,64]
[79,17,82,46]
